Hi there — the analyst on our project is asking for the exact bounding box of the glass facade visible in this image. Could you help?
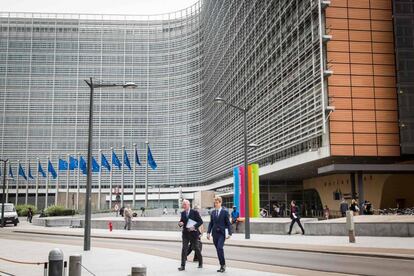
[1,0,326,196]
[0,4,202,192]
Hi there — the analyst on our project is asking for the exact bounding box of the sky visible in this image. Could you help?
[1,0,199,15]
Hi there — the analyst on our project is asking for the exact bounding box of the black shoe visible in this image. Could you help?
[287,232,291,235]
[198,264,203,268]
[178,266,185,271]
[217,266,225,273]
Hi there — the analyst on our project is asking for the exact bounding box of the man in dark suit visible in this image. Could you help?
[207,196,232,273]
[178,199,203,271]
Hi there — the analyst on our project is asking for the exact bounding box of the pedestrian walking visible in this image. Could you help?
[124,205,132,230]
[288,200,305,235]
[187,205,204,262]
[340,199,348,217]
[27,207,33,223]
[350,199,359,215]
[178,200,203,271]
[120,206,125,217]
[207,196,232,273]
[163,206,168,215]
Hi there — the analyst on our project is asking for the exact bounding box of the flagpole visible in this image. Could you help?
[25,160,29,205]
[98,149,102,210]
[35,158,39,209]
[16,160,19,205]
[66,154,70,208]
[46,157,49,208]
[109,147,113,210]
[76,152,80,210]
[5,164,9,203]
[145,141,148,208]
[133,143,136,208]
[55,157,59,206]
[121,145,125,207]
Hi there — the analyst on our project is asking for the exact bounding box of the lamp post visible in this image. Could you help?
[213,97,258,239]
[0,159,8,228]
[83,77,137,251]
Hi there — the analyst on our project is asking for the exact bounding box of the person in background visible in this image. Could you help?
[230,206,240,231]
[124,205,132,230]
[27,207,33,223]
[119,206,125,217]
[260,208,268,218]
[163,206,168,215]
[288,200,305,235]
[323,205,330,220]
[340,199,349,217]
[207,196,232,273]
[350,199,359,215]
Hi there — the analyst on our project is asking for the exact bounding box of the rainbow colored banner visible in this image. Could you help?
[233,164,259,218]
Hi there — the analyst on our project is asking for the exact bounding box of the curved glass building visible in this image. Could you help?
[1,0,410,211]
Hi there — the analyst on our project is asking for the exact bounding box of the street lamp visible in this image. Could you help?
[83,77,137,251]
[0,159,8,228]
[213,97,256,239]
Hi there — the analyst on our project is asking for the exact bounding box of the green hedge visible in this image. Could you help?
[16,204,37,217]
[45,205,77,216]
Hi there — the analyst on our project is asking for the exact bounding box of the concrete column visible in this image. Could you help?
[346,210,355,243]
[357,171,364,215]
[350,172,356,200]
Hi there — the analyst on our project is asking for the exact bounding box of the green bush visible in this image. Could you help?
[45,205,77,216]
[16,204,37,217]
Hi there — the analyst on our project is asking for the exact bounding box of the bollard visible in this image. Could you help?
[69,255,82,276]
[131,264,147,276]
[346,210,356,243]
[48,248,64,276]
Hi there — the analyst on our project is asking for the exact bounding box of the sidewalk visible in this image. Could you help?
[0,238,286,276]
[10,221,414,259]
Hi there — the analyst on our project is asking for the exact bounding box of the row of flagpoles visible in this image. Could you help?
[1,143,157,210]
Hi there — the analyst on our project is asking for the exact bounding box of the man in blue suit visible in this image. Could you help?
[207,196,232,273]
[178,199,203,271]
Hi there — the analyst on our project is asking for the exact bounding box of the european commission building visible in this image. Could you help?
[0,0,331,209]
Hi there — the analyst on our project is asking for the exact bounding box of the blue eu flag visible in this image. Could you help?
[38,162,46,178]
[135,149,141,166]
[69,156,78,170]
[28,163,34,180]
[19,163,28,181]
[124,149,131,170]
[112,150,121,169]
[48,160,57,179]
[101,153,111,171]
[8,163,14,179]
[147,145,157,170]
[79,156,87,175]
[92,157,100,173]
[58,158,68,171]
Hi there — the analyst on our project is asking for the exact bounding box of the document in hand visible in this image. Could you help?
[225,228,229,238]
[292,213,297,219]
[186,218,197,228]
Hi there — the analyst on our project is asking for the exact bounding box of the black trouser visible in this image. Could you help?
[288,218,305,234]
[187,239,203,261]
[181,233,202,267]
